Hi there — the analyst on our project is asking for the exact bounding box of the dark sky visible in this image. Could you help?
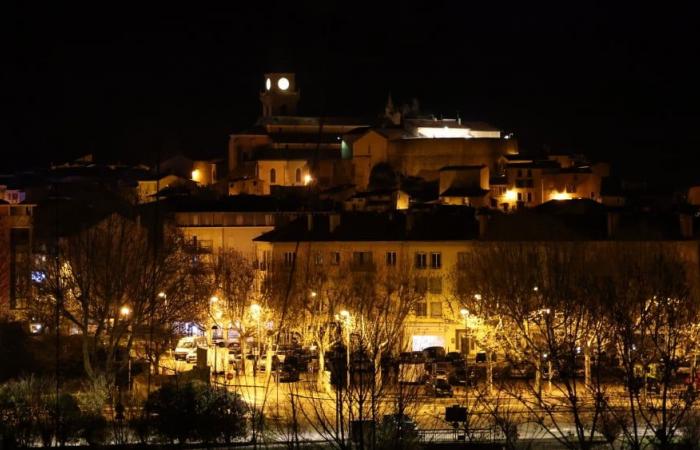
[5,1,700,180]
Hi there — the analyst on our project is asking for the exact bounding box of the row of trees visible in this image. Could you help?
[450,241,700,450]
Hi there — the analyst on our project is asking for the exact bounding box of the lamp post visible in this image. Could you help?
[120,305,132,391]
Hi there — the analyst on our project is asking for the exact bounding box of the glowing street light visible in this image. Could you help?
[120,305,131,318]
[158,292,167,299]
[210,295,219,304]
[250,303,262,320]
[310,291,317,298]
[303,174,313,185]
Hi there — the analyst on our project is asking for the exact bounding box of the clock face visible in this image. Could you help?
[277,77,290,91]
[265,78,271,90]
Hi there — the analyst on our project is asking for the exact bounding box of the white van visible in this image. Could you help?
[174,336,208,360]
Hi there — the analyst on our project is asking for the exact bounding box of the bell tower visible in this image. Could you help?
[260,73,300,117]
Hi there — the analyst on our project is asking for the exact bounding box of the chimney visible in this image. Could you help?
[329,213,341,233]
[607,211,620,238]
[307,213,313,231]
[680,212,694,239]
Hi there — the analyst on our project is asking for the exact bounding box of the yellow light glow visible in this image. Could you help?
[504,190,517,201]
[277,77,290,90]
[473,294,482,300]
[460,308,469,317]
[265,78,271,90]
[120,306,131,317]
[310,291,317,298]
[551,192,572,201]
[303,174,313,185]
[339,310,350,319]
[158,291,166,298]
[250,303,261,319]
[191,169,201,182]
[417,127,473,139]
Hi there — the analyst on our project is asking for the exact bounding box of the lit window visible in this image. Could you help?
[430,301,443,318]
[415,252,427,269]
[414,302,427,317]
[270,168,277,184]
[314,252,323,265]
[386,251,397,266]
[295,168,301,183]
[430,252,442,269]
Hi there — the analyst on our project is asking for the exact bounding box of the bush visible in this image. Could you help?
[0,376,111,447]
[146,381,248,444]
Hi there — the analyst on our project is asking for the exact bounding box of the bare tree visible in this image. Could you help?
[33,214,207,385]
[460,242,610,450]
[594,242,700,450]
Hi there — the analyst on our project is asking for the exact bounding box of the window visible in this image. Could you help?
[430,301,443,318]
[295,168,301,183]
[283,251,295,267]
[330,251,341,265]
[517,192,522,201]
[270,168,277,183]
[352,251,373,270]
[566,184,576,193]
[314,252,323,265]
[415,277,428,294]
[415,252,427,269]
[457,252,469,269]
[386,251,397,266]
[527,192,532,203]
[428,277,443,294]
[414,302,427,317]
[430,252,442,269]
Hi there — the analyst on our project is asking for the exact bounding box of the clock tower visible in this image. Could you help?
[260,73,300,117]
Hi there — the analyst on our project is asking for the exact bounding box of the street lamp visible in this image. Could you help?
[120,305,131,318]
[119,306,132,391]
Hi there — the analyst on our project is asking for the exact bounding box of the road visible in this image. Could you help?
[156,352,690,445]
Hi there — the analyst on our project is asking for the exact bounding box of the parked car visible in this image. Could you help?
[474,352,496,364]
[448,367,477,387]
[509,362,534,379]
[426,378,453,397]
[279,364,300,382]
[174,336,208,361]
[423,346,446,361]
[382,414,418,433]
[186,349,198,364]
[445,352,465,366]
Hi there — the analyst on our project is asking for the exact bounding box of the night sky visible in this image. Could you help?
[5,2,700,182]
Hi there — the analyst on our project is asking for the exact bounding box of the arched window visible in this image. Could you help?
[295,168,301,183]
[270,168,276,184]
